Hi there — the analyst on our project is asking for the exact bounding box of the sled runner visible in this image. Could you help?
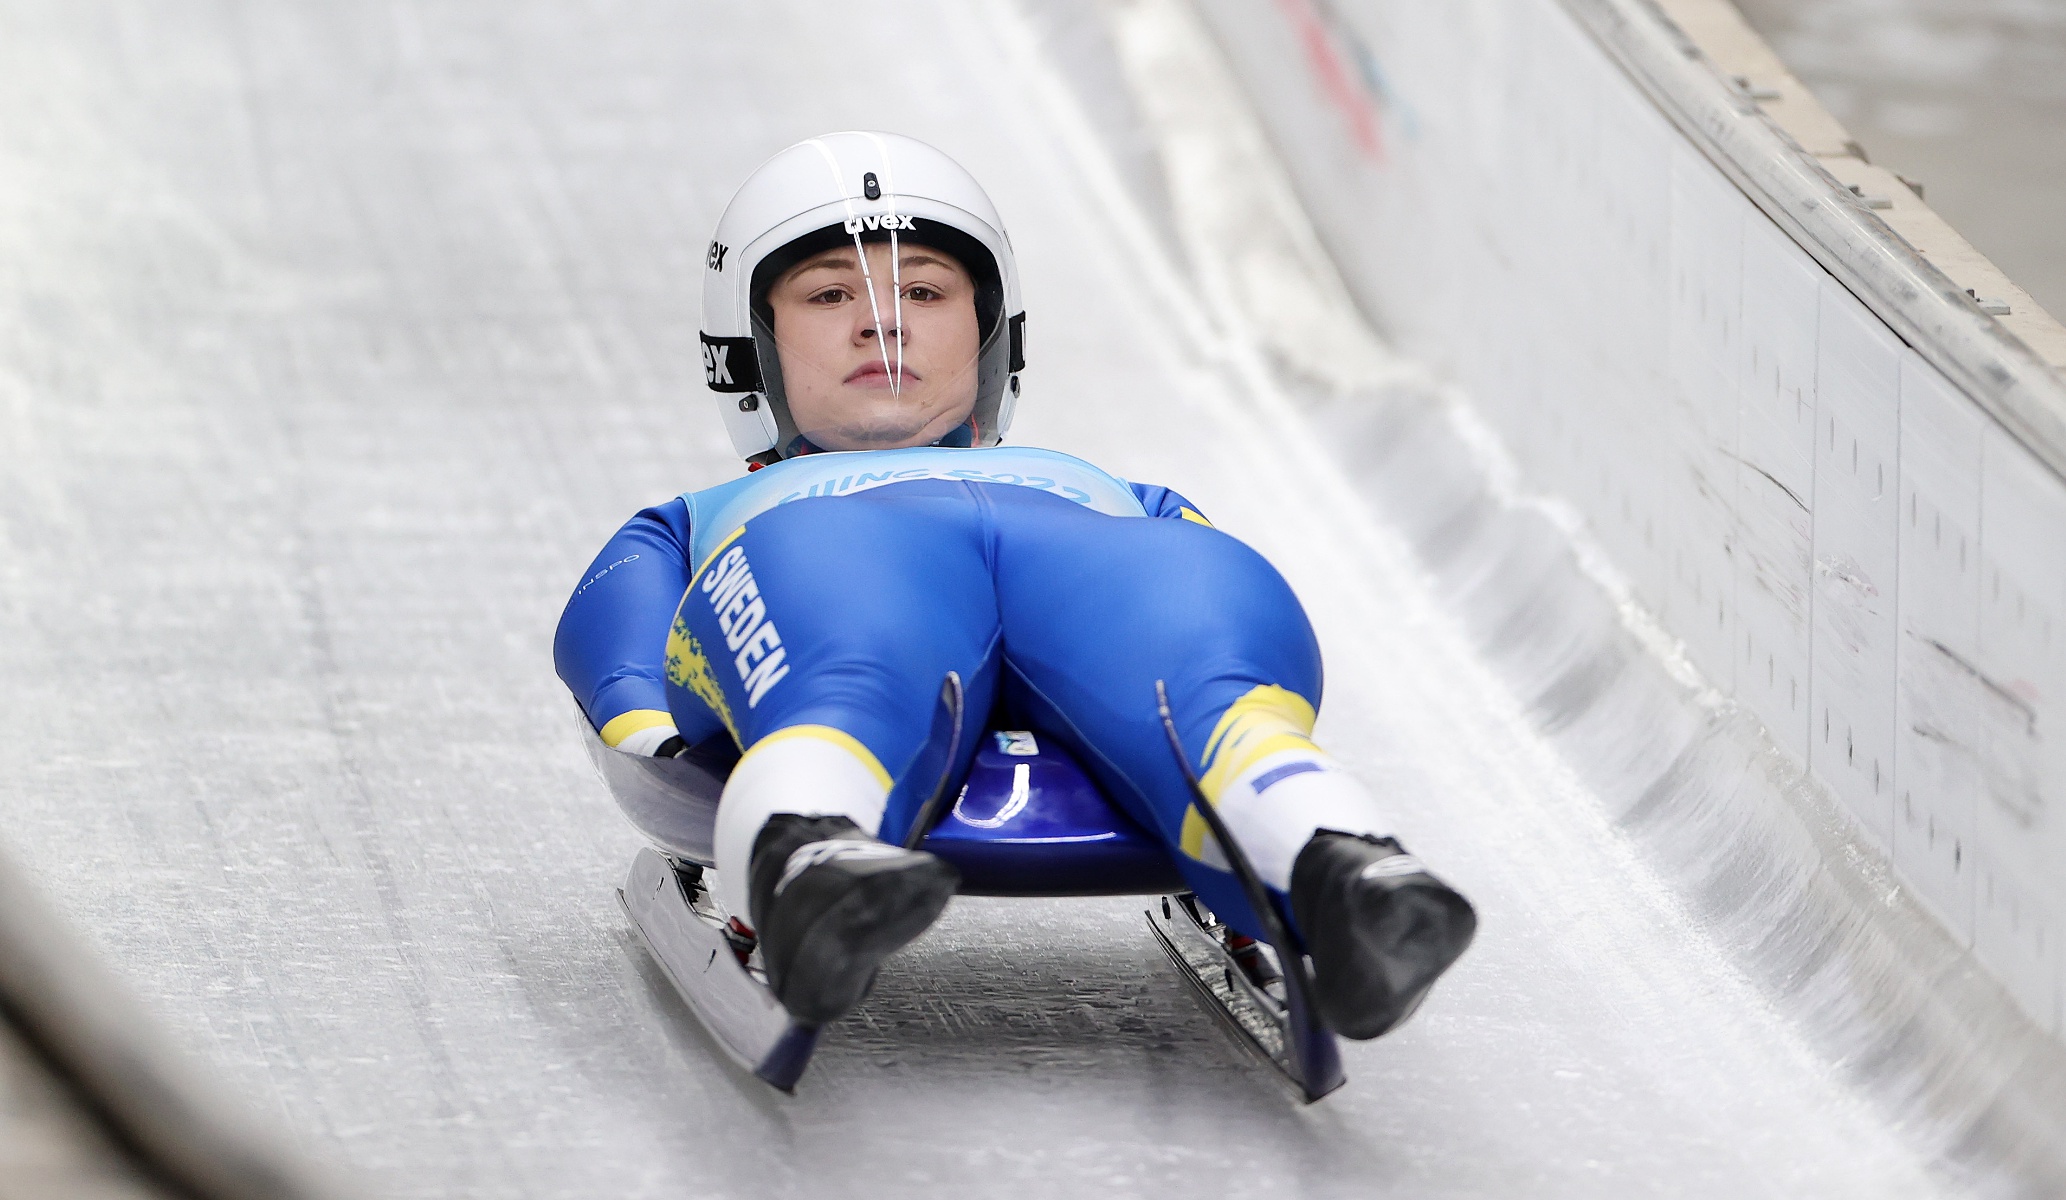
[593,678,1346,1102]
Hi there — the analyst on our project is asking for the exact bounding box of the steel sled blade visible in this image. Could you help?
[618,847,819,1092]
[1147,893,1344,1102]
[1151,680,1345,1103]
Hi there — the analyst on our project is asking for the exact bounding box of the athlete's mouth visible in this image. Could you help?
[843,361,922,388]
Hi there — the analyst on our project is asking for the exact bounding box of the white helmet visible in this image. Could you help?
[701,132,1026,462]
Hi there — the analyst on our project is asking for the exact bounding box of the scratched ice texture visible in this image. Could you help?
[0,1,2006,1196]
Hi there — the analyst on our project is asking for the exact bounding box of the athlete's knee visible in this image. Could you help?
[1150,530,1314,643]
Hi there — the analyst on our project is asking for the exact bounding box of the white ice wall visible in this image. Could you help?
[1196,0,2066,1037]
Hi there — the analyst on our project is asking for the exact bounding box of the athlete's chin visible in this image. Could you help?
[807,406,972,452]
[811,425,940,451]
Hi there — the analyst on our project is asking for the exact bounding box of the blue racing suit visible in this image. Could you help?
[555,445,1329,930]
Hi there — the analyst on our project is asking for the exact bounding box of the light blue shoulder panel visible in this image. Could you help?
[682,446,1147,571]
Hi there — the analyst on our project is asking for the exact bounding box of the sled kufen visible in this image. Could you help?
[592,675,1347,1102]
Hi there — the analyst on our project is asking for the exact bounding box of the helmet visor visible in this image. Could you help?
[757,230,987,454]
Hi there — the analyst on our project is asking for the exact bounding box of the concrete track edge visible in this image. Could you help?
[1560,0,2066,479]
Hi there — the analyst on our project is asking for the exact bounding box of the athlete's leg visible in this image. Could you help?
[986,486,1377,916]
[988,485,1474,1038]
[664,481,1001,925]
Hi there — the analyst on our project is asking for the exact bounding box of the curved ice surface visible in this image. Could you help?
[0,0,2035,1195]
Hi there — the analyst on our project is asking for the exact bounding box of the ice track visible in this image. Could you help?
[0,1,2020,1196]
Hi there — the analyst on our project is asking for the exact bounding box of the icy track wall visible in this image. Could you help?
[1133,0,2066,1183]
[1194,0,2066,1037]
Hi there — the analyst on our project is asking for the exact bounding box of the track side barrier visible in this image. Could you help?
[1191,0,2066,1043]
[1085,0,2066,1186]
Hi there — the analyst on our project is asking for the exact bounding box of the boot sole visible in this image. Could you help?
[777,857,959,1026]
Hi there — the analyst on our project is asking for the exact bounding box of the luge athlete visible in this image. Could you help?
[555,133,1475,1034]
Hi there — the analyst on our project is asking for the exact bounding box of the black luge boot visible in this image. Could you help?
[747,814,959,1026]
[1289,831,1477,1040]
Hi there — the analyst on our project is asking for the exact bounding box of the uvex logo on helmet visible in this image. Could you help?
[843,213,918,235]
[703,341,733,385]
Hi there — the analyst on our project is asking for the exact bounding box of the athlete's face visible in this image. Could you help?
[768,242,981,452]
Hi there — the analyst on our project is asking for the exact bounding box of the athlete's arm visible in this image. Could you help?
[553,498,726,753]
[1129,482,1214,527]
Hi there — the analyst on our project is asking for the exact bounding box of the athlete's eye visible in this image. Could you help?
[903,284,943,303]
[807,286,852,305]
